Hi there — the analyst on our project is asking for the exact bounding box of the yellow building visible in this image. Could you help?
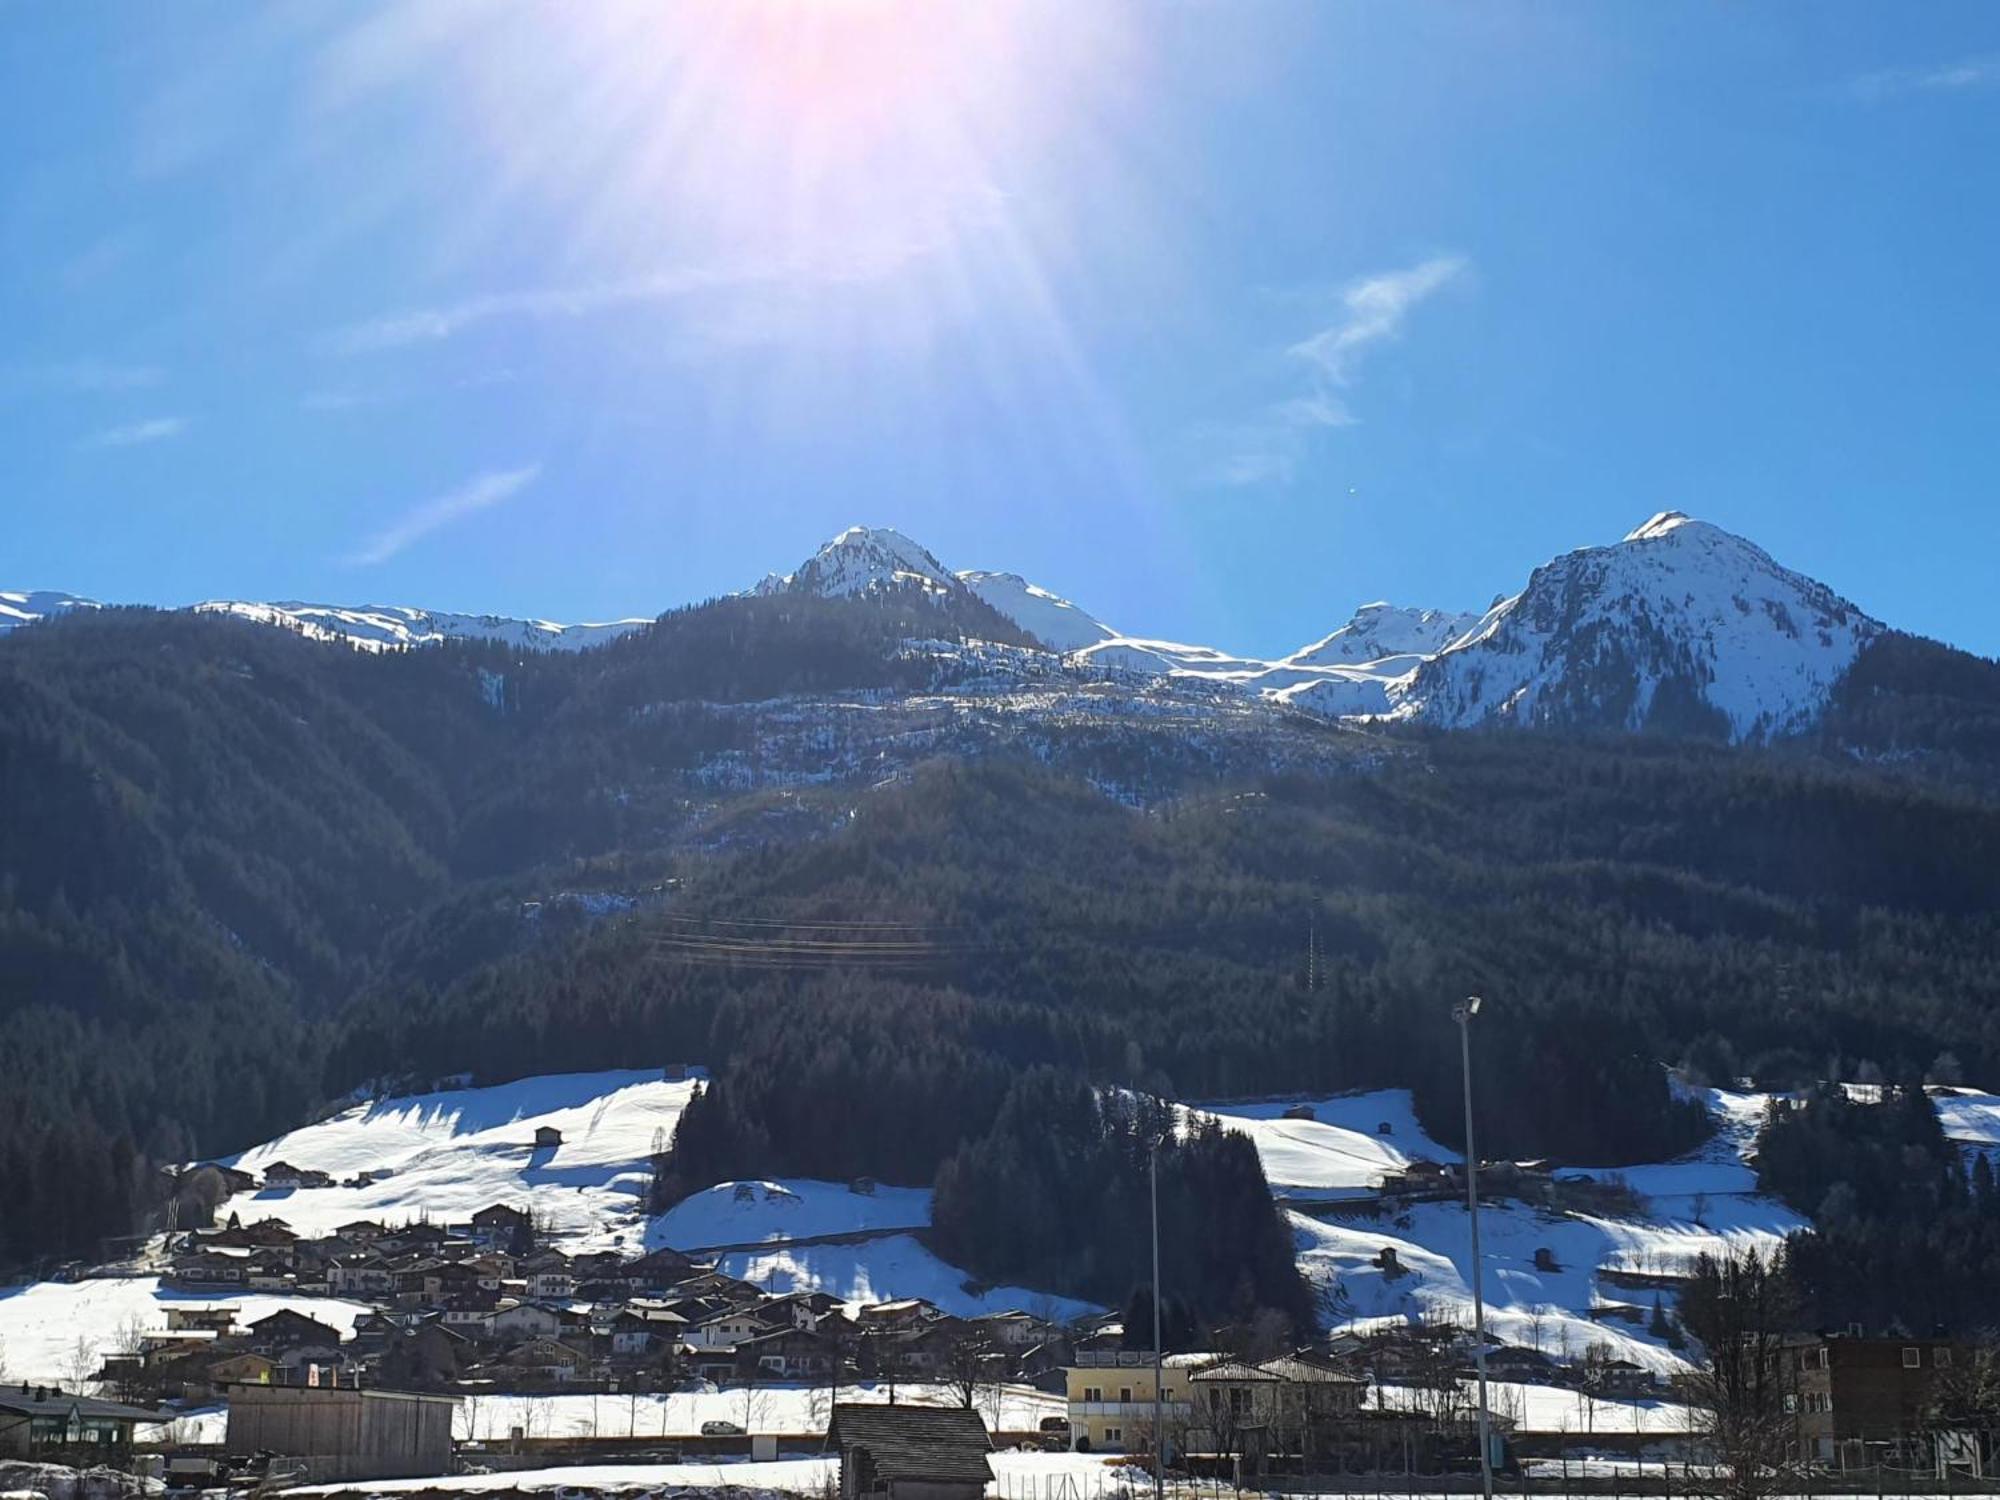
[1063,1351,1210,1454]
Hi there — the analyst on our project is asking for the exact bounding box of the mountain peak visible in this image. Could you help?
[1624,510,1694,543]
[1404,511,1882,739]
[753,525,958,601]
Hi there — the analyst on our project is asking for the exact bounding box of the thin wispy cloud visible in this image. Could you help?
[80,416,186,449]
[1851,53,2000,102]
[345,464,541,566]
[1290,256,1468,383]
[319,195,999,358]
[4,360,164,399]
[324,269,740,355]
[301,369,519,412]
[1203,254,1468,488]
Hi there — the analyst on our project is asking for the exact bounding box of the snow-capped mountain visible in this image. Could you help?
[0,589,101,631]
[4,511,1905,744]
[0,591,648,653]
[192,600,650,653]
[1396,511,1883,739]
[752,525,959,601]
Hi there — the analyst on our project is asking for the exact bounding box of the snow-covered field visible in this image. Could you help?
[715,1236,1098,1322]
[214,1070,702,1253]
[146,1382,1062,1446]
[286,1451,1129,1497]
[653,1182,931,1251]
[0,1277,371,1386]
[188,1067,1093,1323]
[1187,1090,1457,1202]
[1290,1081,1805,1375]
[1369,1379,1697,1437]
[1933,1088,2000,1148]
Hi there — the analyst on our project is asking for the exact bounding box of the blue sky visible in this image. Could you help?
[6,3,1999,657]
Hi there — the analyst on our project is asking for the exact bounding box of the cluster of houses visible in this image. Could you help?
[119,1203,1063,1407]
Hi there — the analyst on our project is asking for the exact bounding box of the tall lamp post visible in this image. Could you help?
[1454,995,1495,1500]
[1151,1142,1165,1500]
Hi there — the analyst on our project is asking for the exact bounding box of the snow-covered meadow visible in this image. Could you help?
[0,1277,371,1387]
[213,1070,703,1253]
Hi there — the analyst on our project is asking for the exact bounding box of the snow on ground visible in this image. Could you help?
[715,1236,1099,1323]
[287,1451,1130,1497]
[1558,1085,1804,1280]
[1287,1081,1808,1376]
[213,1071,703,1253]
[1187,1091,1457,1202]
[449,1382,1061,1443]
[652,1182,931,1252]
[1296,1203,1688,1375]
[1368,1379,1697,1438]
[150,1383,1063,1447]
[1933,1089,2000,1147]
[0,1277,371,1385]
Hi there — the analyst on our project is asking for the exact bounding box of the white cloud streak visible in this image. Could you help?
[318,211,982,358]
[1204,254,1467,489]
[4,361,163,398]
[80,416,186,449]
[344,465,541,566]
[1851,53,2000,101]
[1289,255,1468,383]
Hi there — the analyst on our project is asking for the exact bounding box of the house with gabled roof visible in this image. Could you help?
[828,1403,992,1500]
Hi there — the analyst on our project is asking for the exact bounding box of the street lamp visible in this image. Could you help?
[1454,995,1495,1500]
[1151,1141,1165,1500]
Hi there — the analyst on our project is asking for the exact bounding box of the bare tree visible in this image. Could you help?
[805,1376,836,1438]
[1680,1249,1800,1500]
[61,1335,101,1396]
[742,1378,775,1436]
[1922,1330,2000,1442]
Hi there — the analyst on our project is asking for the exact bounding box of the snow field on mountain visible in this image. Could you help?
[1184,1091,1458,1201]
[215,1070,701,1253]
[651,1182,933,1251]
[1286,1082,1807,1376]
[0,1277,371,1385]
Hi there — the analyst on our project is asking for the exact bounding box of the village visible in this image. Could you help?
[4,1066,1995,1498]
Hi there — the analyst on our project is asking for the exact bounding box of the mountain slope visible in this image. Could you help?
[954,569,1117,651]
[1398,512,1883,739]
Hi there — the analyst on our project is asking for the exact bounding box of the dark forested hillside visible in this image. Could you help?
[5,598,2000,1281]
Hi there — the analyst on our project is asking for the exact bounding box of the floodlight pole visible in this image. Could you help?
[1455,995,1495,1500]
[1152,1142,1165,1500]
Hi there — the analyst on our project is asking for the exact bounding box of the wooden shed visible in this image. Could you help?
[224,1381,456,1482]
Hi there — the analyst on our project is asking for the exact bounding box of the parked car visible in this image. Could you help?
[701,1420,745,1437]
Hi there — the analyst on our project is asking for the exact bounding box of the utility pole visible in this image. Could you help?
[1454,995,1495,1500]
[1151,1143,1164,1500]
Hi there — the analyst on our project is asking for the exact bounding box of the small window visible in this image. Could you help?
[1105,1427,1122,1444]
[1818,1348,1830,1369]
[1936,1348,1953,1368]
[1784,1395,1798,1413]
[1120,1387,1132,1403]
[1902,1347,1922,1369]
[1083,1386,1102,1403]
